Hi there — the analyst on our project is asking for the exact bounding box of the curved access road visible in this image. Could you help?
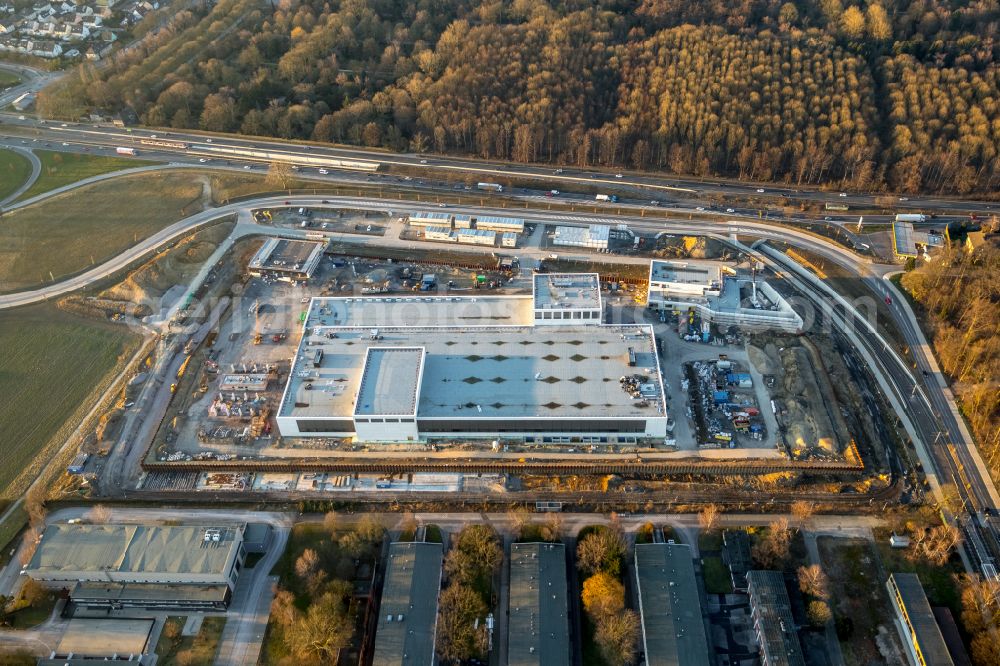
[3,161,196,212]
[0,144,40,206]
[0,192,881,311]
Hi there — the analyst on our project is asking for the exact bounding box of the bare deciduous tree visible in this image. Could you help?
[698,503,720,532]
[797,564,830,600]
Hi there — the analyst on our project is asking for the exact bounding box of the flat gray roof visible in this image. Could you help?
[649,260,722,286]
[893,221,918,256]
[281,324,665,420]
[532,273,602,311]
[509,542,569,666]
[553,225,610,244]
[56,618,153,657]
[28,523,242,578]
[372,542,443,666]
[634,544,711,666]
[304,295,534,329]
[888,573,955,666]
[72,581,230,603]
[355,347,424,416]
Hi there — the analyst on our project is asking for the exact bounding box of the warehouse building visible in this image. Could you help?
[408,211,453,228]
[508,542,569,666]
[372,542,444,666]
[634,543,712,665]
[247,238,325,282]
[277,274,668,442]
[746,571,805,666]
[25,523,246,610]
[502,232,518,247]
[887,573,955,666]
[552,224,611,249]
[453,214,473,229]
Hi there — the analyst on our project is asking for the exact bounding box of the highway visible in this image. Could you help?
[1,113,995,220]
[0,116,997,578]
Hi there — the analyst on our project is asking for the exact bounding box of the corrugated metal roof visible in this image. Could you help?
[28,524,242,578]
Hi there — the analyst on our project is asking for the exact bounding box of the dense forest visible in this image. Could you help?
[38,0,1000,193]
[900,241,999,484]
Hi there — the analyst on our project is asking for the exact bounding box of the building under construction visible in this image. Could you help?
[247,238,325,282]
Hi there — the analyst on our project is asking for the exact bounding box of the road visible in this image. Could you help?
[0,190,887,312]
[0,506,292,663]
[1,183,989,512]
[0,115,994,223]
[0,111,995,578]
[0,144,41,205]
[752,242,1000,579]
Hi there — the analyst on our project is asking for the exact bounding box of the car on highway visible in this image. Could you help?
[243,165,251,169]
[899,196,909,201]
[649,200,659,206]
[198,158,207,163]
[839,192,848,197]
[756,188,765,193]
[726,208,735,213]
[60,123,67,127]
[438,203,447,207]
[17,115,24,120]
[554,168,564,174]
[318,168,329,174]
[205,138,212,143]
[61,142,68,146]
[696,206,705,211]
[884,296,892,305]
[420,159,427,164]
[615,173,623,178]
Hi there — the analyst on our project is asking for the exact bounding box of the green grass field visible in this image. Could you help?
[0,171,206,292]
[701,556,733,594]
[0,148,31,201]
[0,70,20,87]
[16,149,155,202]
[0,305,140,500]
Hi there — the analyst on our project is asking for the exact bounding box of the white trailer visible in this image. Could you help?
[895,213,928,222]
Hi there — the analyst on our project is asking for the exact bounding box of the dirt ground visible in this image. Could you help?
[652,235,735,260]
[817,537,905,666]
[746,334,852,456]
[58,219,237,321]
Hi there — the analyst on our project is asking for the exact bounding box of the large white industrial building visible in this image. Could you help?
[277,273,669,442]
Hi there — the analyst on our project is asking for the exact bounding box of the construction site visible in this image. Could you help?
[40,205,901,502]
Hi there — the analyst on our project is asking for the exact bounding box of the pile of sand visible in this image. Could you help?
[747,340,839,454]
